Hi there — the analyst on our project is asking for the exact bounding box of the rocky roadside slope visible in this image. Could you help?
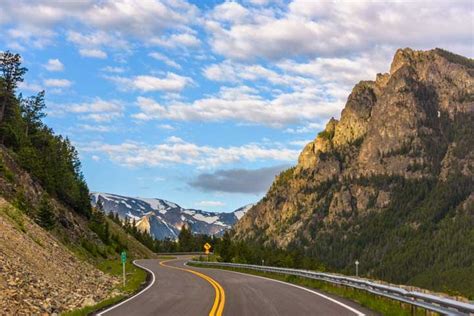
[0,145,155,314]
[0,198,118,315]
[233,48,473,296]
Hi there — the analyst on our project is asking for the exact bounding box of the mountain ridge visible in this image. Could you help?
[91,192,253,239]
[233,48,474,297]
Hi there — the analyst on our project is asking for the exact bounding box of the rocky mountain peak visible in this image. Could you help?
[233,48,473,296]
[295,48,473,179]
[91,192,251,239]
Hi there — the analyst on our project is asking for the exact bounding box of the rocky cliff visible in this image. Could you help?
[233,48,474,297]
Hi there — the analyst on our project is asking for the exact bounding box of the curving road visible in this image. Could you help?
[97,257,374,316]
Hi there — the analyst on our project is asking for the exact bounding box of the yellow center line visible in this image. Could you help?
[160,259,225,316]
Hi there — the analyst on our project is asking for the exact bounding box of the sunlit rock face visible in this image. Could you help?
[234,48,474,249]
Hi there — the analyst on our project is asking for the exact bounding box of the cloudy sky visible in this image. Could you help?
[1,0,472,212]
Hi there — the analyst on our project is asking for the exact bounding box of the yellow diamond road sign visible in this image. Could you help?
[204,242,211,254]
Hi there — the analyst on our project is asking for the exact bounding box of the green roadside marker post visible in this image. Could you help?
[121,251,127,287]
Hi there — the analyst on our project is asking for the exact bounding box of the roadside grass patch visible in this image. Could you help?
[63,259,148,316]
[1,205,26,232]
[189,263,430,316]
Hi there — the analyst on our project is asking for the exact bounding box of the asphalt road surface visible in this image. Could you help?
[98,257,374,316]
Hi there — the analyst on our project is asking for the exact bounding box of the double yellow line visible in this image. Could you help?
[160,259,225,316]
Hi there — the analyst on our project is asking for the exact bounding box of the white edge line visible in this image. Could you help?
[186,262,365,316]
[97,260,156,316]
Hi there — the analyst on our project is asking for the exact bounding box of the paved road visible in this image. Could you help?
[98,257,374,316]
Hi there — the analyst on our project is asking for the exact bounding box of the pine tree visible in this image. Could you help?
[19,90,46,136]
[104,221,110,244]
[219,231,233,262]
[178,224,193,252]
[0,51,27,124]
[37,196,55,230]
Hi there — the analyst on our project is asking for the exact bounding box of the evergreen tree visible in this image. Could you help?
[218,231,233,262]
[0,51,27,124]
[103,221,110,244]
[178,224,193,252]
[19,90,46,136]
[37,195,55,230]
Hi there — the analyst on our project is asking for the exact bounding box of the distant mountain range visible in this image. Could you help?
[90,192,253,239]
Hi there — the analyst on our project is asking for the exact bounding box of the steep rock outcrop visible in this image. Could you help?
[233,48,474,296]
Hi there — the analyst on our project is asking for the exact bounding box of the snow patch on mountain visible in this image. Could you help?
[234,204,255,220]
[192,213,219,224]
[91,192,252,240]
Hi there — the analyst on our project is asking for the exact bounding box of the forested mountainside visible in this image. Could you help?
[91,192,252,239]
[233,48,474,298]
[0,51,155,314]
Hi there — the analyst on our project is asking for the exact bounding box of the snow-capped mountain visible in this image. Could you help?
[90,192,253,240]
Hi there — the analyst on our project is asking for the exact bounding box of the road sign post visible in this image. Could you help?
[121,251,127,287]
[203,243,211,261]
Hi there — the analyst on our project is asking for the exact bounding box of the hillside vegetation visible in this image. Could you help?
[0,51,155,314]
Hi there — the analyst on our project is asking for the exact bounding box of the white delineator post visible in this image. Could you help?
[355,260,359,277]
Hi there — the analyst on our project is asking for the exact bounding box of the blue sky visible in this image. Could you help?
[1,0,472,212]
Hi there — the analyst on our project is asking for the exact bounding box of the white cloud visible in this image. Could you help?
[203,60,314,87]
[150,32,201,48]
[79,138,299,168]
[149,52,181,69]
[288,139,312,147]
[211,2,250,24]
[66,31,130,58]
[158,124,175,130]
[102,66,126,73]
[80,0,199,38]
[166,136,185,143]
[0,1,200,51]
[18,81,43,92]
[44,58,64,71]
[107,73,192,92]
[277,51,390,86]
[44,78,73,88]
[51,98,124,122]
[66,30,102,46]
[196,200,225,207]
[91,155,101,161]
[285,122,325,134]
[206,0,474,60]
[79,48,107,59]
[132,85,341,126]
[78,124,115,132]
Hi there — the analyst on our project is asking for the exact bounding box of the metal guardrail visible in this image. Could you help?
[189,261,474,316]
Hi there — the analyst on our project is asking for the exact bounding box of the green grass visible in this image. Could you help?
[61,296,125,316]
[0,157,15,183]
[62,259,148,316]
[1,205,26,232]
[189,263,433,316]
[193,254,219,262]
